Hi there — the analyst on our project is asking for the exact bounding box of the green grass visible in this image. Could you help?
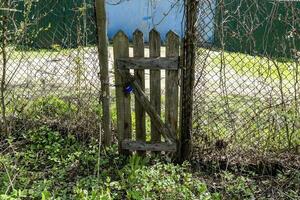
[193,93,300,152]
[6,45,98,60]
[210,50,299,81]
[7,45,298,84]
[2,88,299,153]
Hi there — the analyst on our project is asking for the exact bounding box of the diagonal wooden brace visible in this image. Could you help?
[118,69,177,144]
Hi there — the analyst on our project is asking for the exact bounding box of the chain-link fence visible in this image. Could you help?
[193,0,299,165]
[1,0,103,139]
[1,0,299,165]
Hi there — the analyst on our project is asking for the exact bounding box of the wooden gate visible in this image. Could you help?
[113,29,180,155]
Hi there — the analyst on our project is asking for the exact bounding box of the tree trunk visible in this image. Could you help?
[95,0,111,146]
[179,0,198,162]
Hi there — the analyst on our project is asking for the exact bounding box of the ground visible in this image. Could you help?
[0,126,299,199]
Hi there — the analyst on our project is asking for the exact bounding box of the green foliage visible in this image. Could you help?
[74,187,112,200]
[221,172,256,199]
[117,156,219,200]
[211,169,300,200]
[0,95,298,199]
[25,96,77,120]
[1,125,299,199]
[0,126,100,198]
[0,126,220,199]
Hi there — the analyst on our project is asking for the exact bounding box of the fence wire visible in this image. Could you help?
[1,0,102,139]
[193,0,299,164]
[1,0,299,164]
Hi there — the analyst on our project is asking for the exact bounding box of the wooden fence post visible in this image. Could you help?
[133,30,146,156]
[95,0,111,146]
[166,31,180,141]
[113,31,132,155]
[179,0,198,162]
[149,29,161,143]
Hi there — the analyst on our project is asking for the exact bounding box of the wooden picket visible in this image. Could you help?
[165,31,180,139]
[113,31,132,155]
[113,29,180,154]
[133,30,146,156]
[149,29,162,143]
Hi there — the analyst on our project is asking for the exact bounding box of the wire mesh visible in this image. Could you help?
[193,0,300,162]
[1,0,299,163]
[1,0,102,138]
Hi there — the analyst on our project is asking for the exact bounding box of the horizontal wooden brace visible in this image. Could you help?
[122,139,177,152]
[117,57,179,70]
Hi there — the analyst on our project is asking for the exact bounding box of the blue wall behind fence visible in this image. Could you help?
[106,0,216,43]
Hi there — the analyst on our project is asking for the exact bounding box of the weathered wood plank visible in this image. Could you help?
[133,29,146,156]
[122,139,176,152]
[165,31,180,141]
[113,31,132,155]
[149,29,161,143]
[117,57,178,70]
[118,70,176,143]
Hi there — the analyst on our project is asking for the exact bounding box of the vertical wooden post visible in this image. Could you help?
[113,31,132,155]
[133,30,146,156]
[165,31,180,140]
[179,0,198,162]
[95,0,111,146]
[1,11,8,137]
[149,29,161,143]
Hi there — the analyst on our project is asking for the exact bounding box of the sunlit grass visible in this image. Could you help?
[6,45,98,60]
[210,50,299,81]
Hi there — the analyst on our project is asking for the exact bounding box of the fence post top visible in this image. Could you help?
[149,28,160,36]
[166,30,179,39]
[113,30,128,40]
[133,29,143,36]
